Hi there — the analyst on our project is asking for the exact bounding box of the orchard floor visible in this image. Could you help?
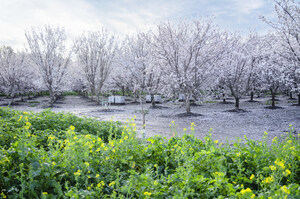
[1,94,300,144]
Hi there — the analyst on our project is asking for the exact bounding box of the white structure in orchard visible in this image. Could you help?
[146,95,162,103]
[108,96,125,104]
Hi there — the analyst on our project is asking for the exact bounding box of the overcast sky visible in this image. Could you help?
[0,0,276,49]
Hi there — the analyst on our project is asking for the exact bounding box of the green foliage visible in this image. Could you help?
[265,100,278,105]
[204,100,218,103]
[0,108,299,198]
[63,91,80,96]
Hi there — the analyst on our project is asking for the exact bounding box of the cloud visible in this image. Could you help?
[0,0,274,50]
[0,0,103,49]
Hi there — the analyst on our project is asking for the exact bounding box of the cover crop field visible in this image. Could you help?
[0,108,299,198]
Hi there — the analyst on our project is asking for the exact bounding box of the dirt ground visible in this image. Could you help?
[1,94,299,143]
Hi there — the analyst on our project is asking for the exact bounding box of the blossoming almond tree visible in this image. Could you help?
[117,32,161,127]
[25,25,71,107]
[258,33,287,108]
[152,19,225,115]
[262,0,300,105]
[0,46,35,105]
[74,29,117,104]
[215,33,258,111]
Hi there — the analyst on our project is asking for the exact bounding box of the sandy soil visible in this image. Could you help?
[1,94,299,143]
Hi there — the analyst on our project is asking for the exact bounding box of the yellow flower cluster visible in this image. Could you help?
[97,181,105,188]
[74,169,81,176]
[48,135,55,140]
[240,188,252,194]
[269,165,276,171]
[109,181,115,186]
[240,188,255,198]
[144,192,152,196]
[274,159,285,170]
[214,172,224,177]
[70,125,75,131]
[283,169,291,176]
[262,176,274,184]
[24,122,31,130]
[280,185,290,194]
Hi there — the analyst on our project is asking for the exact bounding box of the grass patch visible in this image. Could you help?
[265,100,279,105]
[204,100,218,103]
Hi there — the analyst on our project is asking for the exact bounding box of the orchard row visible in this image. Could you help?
[0,0,299,114]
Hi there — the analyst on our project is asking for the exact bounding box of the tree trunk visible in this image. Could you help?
[271,91,276,108]
[185,93,191,114]
[222,93,226,103]
[151,93,156,107]
[250,91,254,101]
[289,92,293,99]
[133,91,137,103]
[122,86,125,96]
[96,92,101,105]
[20,94,24,102]
[298,94,300,106]
[139,93,146,130]
[49,88,55,107]
[235,97,239,111]
[10,95,15,106]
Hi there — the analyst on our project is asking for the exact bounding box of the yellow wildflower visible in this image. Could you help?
[124,136,128,140]
[23,112,28,115]
[290,146,295,150]
[70,125,75,131]
[251,194,255,198]
[240,188,252,195]
[269,165,276,171]
[96,174,100,178]
[280,185,290,194]
[154,181,158,185]
[214,140,219,144]
[74,170,81,176]
[283,169,291,176]
[262,176,274,184]
[42,192,48,195]
[110,141,114,147]
[236,152,241,157]
[109,181,115,186]
[84,162,90,167]
[97,181,105,188]
[17,115,23,122]
[144,192,152,196]
[120,139,123,143]
[48,135,55,140]
[250,174,255,180]
[275,159,285,169]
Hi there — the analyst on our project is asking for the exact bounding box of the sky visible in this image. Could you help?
[0,0,276,50]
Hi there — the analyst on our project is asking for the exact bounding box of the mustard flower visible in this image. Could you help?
[280,185,290,194]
